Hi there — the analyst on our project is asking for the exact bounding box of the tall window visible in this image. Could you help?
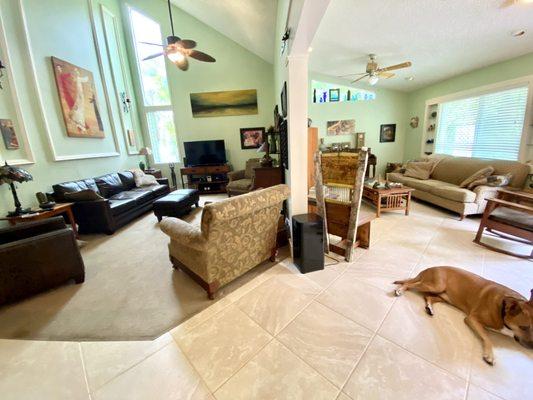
[435,86,528,161]
[129,8,179,163]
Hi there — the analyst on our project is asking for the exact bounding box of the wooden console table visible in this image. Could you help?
[180,164,230,194]
[1,203,78,238]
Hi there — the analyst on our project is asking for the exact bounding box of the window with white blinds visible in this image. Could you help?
[435,85,529,161]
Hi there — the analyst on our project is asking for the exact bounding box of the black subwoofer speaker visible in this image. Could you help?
[292,213,324,274]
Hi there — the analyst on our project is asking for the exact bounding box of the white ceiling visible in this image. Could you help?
[310,0,533,91]
[171,0,277,63]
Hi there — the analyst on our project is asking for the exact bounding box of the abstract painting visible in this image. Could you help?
[240,127,264,149]
[0,119,19,149]
[51,57,105,138]
[327,119,355,136]
[190,89,258,118]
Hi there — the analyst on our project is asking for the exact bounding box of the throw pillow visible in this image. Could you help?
[403,161,434,180]
[64,189,104,202]
[131,169,158,187]
[467,173,512,190]
[459,166,494,188]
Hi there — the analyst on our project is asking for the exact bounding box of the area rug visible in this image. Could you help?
[0,195,287,341]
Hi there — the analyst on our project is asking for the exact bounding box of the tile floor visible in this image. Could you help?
[0,201,531,400]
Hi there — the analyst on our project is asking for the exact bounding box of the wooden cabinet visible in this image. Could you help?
[180,164,231,194]
[253,166,284,189]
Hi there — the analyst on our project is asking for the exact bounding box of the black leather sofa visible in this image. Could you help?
[52,171,170,234]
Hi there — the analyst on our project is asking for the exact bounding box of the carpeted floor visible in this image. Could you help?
[0,194,288,341]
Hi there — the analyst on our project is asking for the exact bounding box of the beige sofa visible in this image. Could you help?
[388,155,529,219]
[160,184,290,299]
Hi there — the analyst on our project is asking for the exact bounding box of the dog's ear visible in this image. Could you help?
[529,289,533,305]
[503,297,522,317]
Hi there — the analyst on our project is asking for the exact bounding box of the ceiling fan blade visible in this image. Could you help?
[188,50,216,62]
[378,61,412,72]
[142,52,164,61]
[139,41,164,47]
[377,71,395,79]
[338,72,367,77]
[175,57,189,71]
[177,39,197,49]
[351,74,369,83]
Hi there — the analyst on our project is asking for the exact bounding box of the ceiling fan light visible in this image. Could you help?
[368,75,379,85]
[167,51,185,63]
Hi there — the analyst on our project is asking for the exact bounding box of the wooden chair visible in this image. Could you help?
[314,149,371,262]
[473,189,533,259]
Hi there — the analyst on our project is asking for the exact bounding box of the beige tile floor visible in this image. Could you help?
[0,201,532,400]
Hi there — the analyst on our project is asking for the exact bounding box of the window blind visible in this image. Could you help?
[435,86,529,161]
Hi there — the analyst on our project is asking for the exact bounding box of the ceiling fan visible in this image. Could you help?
[339,54,412,86]
[141,0,216,71]
[501,0,533,8]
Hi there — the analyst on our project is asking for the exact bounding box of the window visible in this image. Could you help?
[435,86,528,161]
[129,8,179,163]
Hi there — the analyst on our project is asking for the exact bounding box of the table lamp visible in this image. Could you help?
[138,147,152,171]
[257,140,273,167]
[0,162,33,216]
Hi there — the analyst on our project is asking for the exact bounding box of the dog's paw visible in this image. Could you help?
[425,305,434,316]
[483,354,495,366]
[394,289,403,297]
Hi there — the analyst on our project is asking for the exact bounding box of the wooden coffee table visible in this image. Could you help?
[362,186,414,217]
[1,203,78,238]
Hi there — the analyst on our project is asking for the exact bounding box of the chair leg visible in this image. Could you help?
[269,247,278,262]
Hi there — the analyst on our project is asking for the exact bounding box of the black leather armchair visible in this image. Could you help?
[0,217,85,306]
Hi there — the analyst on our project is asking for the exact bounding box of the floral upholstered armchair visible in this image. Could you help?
[160,184,290,299]
[226,158,262,197]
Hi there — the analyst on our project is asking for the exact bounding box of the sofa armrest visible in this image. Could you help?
[160,218,206,250]
[0,217,66,244]
[156,178,169,186]
[228,170,245,182]
[474,185,502,212]
[71,199,115,234]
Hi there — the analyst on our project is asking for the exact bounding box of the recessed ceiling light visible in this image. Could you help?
[405,76,414,81]
[512,29,526,37]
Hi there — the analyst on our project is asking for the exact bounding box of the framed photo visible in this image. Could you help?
[329,88,340,102]
[240,127,265,149]
[380,124,396,143]
[280,81,287,117]
[327,119,355,136]
[51,57,105,138]
[0,119,19,150]
[355,132,365,149]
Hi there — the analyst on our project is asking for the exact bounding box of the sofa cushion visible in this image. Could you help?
[131,184,168,198]
[64,189,103,202]
[118,171,136,190]
[110,190,152,206]
[109,198,136,216]
[95,173,125,198]
[227,178,253,191]
[459,166,494,188]
[404,161,434,180]
[53,178,100,201]
[400,178,445,192]
[430,186,476,203]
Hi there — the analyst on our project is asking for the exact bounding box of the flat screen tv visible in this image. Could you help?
[184,140,227,166]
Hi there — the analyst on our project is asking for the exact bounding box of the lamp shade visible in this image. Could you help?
[0,162,33,185]
[139,147,152,156]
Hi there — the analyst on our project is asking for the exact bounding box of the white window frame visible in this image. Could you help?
[127,5,180,164]
[421,75,533,162]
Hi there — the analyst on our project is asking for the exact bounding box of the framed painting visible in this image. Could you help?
[51,57,105,138]
[326,119,355,136]
[0,119,19,150]
[190,89,258,118]
[240,127,265,149]
[329,88,340,102]
[355,132,365,149]
[380,124,396,142]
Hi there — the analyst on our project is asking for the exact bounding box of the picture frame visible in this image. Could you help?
[280,81,287,117]
[0,119,19,150]
[274,104,282,131]
[355,132,365,149]
[329,88,340,102]
[326,119,355,136]
[240,127,265,149]
[380,124,396,143]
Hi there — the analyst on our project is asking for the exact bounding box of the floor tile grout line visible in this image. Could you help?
[77,342,93,400]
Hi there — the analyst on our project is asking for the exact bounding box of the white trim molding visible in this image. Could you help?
[17,0,120,161]
[0,6,34,166]
[421,75,533,162]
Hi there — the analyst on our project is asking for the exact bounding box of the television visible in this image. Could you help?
[184,140,227,166]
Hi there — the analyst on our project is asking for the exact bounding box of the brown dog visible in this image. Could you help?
[394,266,533,365]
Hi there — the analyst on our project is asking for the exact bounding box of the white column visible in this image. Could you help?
[287,53,309,217]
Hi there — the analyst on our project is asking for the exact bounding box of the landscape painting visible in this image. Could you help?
[327,119,355,136]
[190,89,258,118]
[0,119,19,150]
[51,57,105,138]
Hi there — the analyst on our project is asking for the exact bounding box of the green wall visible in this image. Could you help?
[0,0,143,216]
[405,52,533,161]
[309,72,409,176]
[123,0,274,175]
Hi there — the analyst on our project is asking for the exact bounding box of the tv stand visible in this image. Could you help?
[180,164,231,194]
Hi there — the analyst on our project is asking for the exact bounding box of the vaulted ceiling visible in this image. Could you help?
[310,0,533,91]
